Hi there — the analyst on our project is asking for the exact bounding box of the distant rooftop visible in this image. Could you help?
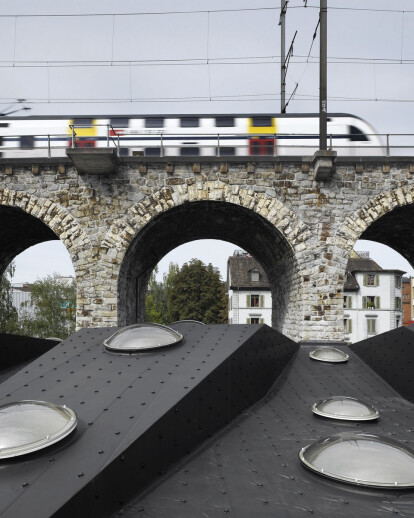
[227,254,270,290]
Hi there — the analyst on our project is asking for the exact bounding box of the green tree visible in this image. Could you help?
[168,259,227,324]
[19,274,76,339]
[145,263,179,324]
[0,262,19,333]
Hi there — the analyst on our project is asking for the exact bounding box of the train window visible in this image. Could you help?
[145,117,164,128]
[110,118,129,128]
[118,147,129,157]
[0,123,8,128]
[180,117,199,128]
[73,118,93,127]
[252,116,272,127]
[180,147,200,156]
[216,117,235,127]
[349,125,369,142]
[217,146,235,156]
[20,135,34,149]
[0,137,3,146]
[145,147,161,156]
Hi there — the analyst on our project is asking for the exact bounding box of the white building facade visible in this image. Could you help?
[227,252,272,325]
[343,252,404,343]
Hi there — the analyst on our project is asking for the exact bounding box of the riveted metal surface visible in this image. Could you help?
[0,323,298,517]
[116,344,414,518]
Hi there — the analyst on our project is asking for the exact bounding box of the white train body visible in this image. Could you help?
[0,114,384,159]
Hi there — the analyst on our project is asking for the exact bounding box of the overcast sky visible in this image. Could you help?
[3,0,414,282]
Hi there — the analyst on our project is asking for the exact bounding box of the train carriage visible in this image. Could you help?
[0,113,384,159]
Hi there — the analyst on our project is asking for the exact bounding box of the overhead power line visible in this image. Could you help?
[0,5,413,18]
[0,93,413,105]
[0,55,413,68]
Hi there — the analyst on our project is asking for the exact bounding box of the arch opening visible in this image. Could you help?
[342,203,414,343]
[0,205,58,276]
[118,200,301,338]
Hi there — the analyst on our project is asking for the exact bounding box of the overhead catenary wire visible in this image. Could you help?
[0,5,413,17]
[0,93,413,105]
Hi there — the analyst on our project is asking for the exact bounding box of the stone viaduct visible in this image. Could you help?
[1,151,414,343]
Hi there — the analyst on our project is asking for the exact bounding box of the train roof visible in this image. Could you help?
[0,112,363,121]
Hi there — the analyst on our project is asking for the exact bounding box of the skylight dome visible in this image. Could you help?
[309,347,349,363]
[312,396,379,421]
[103,323,183,353]
[299,432,414,488]
[0,400,77,459]
[170,320,206,325]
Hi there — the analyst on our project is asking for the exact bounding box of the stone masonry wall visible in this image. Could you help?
[0,157,414,343]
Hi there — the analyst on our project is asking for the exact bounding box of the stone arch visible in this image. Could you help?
[0,188,92,326]
[336,185,414,265]
[103,182,311,341]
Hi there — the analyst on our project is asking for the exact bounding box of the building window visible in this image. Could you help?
[344,318,352,334]
[246,294,264,308]
[367,319,376,334]
[250,317,260,324]
[343,295,352,309]
[250,269,259,282]
[364,273,379,287]
[395,276,402,288]
[396,317,401,328]
[395,297,402,310]
[363,296,380,309]
[251,294,260,307]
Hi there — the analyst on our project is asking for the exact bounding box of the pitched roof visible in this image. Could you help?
[344,256,382,291]
[227,255,270,290]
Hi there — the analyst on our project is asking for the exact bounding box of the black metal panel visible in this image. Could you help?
[117,345,414,518]
[0,333,58,370]
[0,324,298,517]
[350,326,414,403]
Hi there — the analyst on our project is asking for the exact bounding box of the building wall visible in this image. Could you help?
[402,278,412,325]
[229,289,272,326]
[344,271,403,343]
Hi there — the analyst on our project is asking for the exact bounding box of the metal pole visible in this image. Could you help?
[217,134,220,157]
[319,0,327,150]
[107,125,110,147]
[47,134,51,158]
[280,1,287,113]
[160,134,164,157]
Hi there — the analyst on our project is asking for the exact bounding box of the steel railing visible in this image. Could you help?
[1,126,414,158]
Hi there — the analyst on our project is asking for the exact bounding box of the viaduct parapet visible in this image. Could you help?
[1,154,414,343]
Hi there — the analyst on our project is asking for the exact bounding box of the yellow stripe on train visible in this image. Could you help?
[247,117,277,135]
[68,119,98,137]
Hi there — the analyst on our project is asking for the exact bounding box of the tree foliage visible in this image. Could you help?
[168,259,227,324]
[145,259,227,325]
[0,263,18,333]
[18,274,76,339]
[145,263,179,324]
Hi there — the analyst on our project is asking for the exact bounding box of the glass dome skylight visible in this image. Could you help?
[170,320,206,325]
[103,323,183,353]
[312,396,379,421]
[299,432,414,488]
[309,347,349,363]
[0,400,77,459]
